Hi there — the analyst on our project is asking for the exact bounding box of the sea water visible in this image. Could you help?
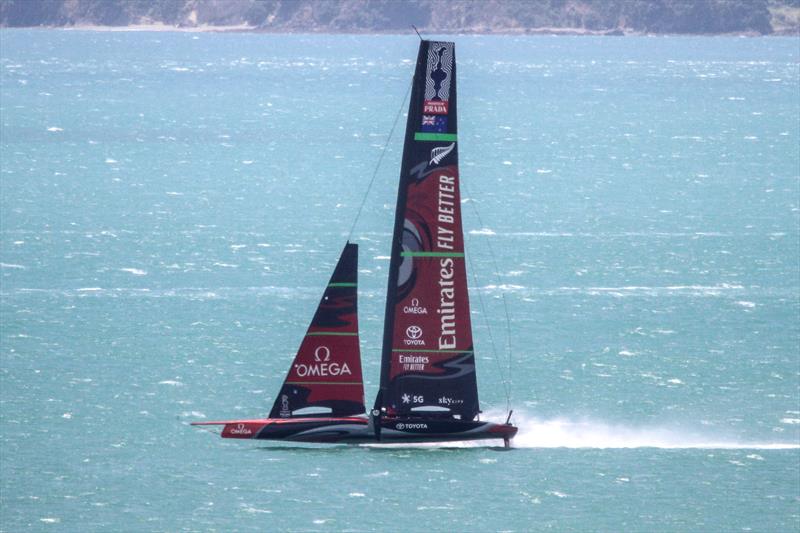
[1,31,798,532]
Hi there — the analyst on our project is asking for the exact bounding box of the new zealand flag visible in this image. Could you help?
[420,115,448,133]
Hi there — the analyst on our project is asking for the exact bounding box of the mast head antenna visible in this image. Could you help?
[412,25,423,40]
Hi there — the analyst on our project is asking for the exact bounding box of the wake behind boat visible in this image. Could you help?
[193,39,518,447]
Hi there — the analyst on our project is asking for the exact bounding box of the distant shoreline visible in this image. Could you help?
[3,24,797,36]
[2,0,796,37]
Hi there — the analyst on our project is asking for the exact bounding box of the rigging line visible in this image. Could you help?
[461,184,514,411]
[465,239,511,410]
[466,199,515,411]
[346,78,413,242]
[501,293,515,411]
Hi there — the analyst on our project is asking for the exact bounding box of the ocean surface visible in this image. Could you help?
[1,30,798,532]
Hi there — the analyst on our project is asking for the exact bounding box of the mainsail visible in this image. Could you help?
[376,41,479,420]
[269,243,365,418]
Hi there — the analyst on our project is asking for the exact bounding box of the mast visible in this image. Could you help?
[270,243,365,418]
[375,40,479,421]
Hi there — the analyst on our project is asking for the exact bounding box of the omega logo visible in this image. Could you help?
[230,423,252,435]
[403,298,429,315]
[314,346,331,362]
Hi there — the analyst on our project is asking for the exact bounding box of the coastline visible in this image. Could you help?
[2,24,797,37]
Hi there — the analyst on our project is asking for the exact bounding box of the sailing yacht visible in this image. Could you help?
[193,39,518,447]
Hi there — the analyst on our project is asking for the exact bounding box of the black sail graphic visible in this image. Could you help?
[375,41,479,420]
[269,243,365,418]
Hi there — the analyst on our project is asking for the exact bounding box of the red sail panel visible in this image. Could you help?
[376,41,480,420]
[269,243,365,418]
[388,165,472,380]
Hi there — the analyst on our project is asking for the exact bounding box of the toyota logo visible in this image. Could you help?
[396,423,405,430]
[405,325,423,339]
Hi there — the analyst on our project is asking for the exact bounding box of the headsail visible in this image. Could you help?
[269,243,365,418]
[375,41,479,420]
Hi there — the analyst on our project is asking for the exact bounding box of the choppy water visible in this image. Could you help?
[1,31,798,532]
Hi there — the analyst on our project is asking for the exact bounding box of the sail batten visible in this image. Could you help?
[414,132,458,142]
[305,332,359,337]
[401,251,465,258]
[375,40,480,421]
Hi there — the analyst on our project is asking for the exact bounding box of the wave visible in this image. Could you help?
[506,414,799,450]
[375,411,800,450]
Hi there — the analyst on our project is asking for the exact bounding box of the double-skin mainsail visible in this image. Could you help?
[375,41,479,421]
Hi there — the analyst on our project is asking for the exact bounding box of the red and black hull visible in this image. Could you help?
[192,416,517,445]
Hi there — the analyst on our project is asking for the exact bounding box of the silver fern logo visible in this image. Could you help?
[430,143,455,165]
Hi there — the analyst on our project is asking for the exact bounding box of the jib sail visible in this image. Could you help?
[375,40,479,421]
[269,243,365,418]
